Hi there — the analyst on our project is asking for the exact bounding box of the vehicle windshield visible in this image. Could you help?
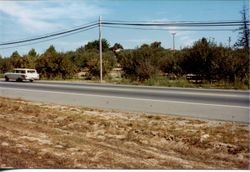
[15,70,26,74]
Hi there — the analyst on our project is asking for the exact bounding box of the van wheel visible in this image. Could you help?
[29,80,33,82]
[5,76,9,81]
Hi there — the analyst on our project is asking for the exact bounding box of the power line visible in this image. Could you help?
[103,19,247,23]
[0,19,248,48]
[102,21,249,27]
[103,25,235,31]
[0,22,98,46]
[0,25,98,50]
[0,21,97,44]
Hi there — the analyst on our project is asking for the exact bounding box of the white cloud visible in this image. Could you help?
[0,1,107,33]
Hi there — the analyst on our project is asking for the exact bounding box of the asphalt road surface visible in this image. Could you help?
[0,80,249,123]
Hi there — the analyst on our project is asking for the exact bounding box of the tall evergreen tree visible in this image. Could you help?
[234,4,249,50]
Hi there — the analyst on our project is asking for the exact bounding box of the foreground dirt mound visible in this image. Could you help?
[0,97,249,169]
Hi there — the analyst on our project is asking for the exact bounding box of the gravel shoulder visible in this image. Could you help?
[0,97,249,169]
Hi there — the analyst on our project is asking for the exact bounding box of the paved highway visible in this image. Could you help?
[0,80,249,123]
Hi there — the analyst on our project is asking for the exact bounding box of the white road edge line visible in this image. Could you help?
[0,82,248,98]
[0,87,248,109]
[35,80,250,93]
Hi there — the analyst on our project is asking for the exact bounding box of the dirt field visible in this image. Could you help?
[0,97,249,169]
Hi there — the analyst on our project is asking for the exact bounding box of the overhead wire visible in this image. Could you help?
[0,25,98,50]
[0,22,98,46]
[0,20,98,44]
[102,21,249,27]
[103,25,236,31]
[0,19,248,48]
[103,19,249,24]
[103,19,247,23]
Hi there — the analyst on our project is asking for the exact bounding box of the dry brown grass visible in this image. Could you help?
[0,96,249,169]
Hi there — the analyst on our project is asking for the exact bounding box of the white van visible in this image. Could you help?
[4,68,40,82]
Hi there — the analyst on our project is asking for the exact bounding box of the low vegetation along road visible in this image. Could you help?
[0,97,249,168]
[0,80,249,122]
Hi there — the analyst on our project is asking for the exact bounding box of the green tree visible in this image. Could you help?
[213,46,249,83]
[231,49,249,82]
[36,45,76,79]
[111,43,124,51]
[85,51,116,79]
[28,48,38,57]
[119,43,165,81]
[160,50,182,76]
[234,4,249,50]
[22,48,38,68]
[150,41,162,49]
[0,55,4,73]
[73,46,91,69]
[55,53,77,79]
[180,38,217,80]
[84,39,110,52]
[0,56,11,73]
[9,51,24,68]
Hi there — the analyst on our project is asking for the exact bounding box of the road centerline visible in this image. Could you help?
[0,87,248,109]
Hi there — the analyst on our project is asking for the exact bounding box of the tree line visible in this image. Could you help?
[0,4,249,88]
[0,37,249,87]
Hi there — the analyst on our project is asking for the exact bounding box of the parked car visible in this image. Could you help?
[4,68,40,82]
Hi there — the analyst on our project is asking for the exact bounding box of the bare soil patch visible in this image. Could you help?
[0,97,249,169]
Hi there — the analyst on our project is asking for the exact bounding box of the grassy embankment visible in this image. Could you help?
[73,75,249,90]
[105,76,249,90]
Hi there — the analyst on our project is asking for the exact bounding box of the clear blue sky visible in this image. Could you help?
[0,0,248,57]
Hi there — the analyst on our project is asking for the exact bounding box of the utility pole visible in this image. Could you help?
[228,37,231,48]
[99,16,103,83]
[172,32,176,52]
